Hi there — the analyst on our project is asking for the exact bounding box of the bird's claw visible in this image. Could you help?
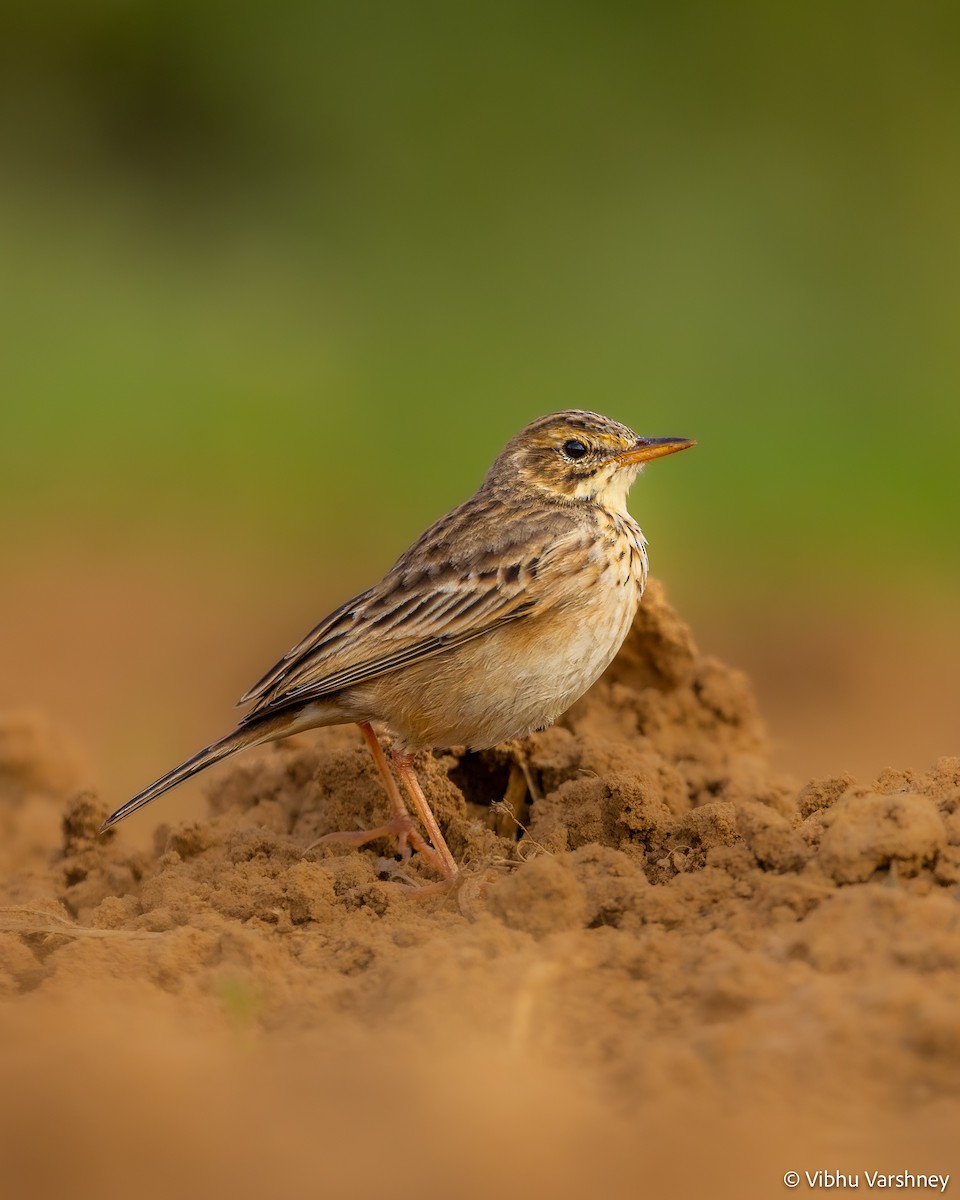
[310,813,451,880]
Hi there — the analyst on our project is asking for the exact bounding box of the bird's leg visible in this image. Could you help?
[492,739,539,839]
[491,760,530,840]
[313,722,443,872]
[392,751,459,884]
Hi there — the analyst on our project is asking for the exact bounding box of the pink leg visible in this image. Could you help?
[392,751,459,883]
[314,722,444,874]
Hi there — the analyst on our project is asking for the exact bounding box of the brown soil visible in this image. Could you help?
[2,580,958,1199]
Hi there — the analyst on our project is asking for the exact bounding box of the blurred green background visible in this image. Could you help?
[4,0,959,584]
[1,0,957,790]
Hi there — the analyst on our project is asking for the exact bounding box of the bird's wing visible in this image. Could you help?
[237,592,375,706]
[240,498,587,718]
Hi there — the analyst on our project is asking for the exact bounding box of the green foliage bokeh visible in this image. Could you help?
[2,1,958,599]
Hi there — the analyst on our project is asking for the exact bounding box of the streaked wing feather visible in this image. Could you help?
[240,496,584,719]
[264,602,535,707]
[236,591,373,706]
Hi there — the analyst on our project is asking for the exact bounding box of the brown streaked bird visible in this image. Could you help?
[101,412,694,885]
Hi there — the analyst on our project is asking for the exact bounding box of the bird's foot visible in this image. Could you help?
[390,875,460,898]
[310,813,450,879]
[387,868,473,914]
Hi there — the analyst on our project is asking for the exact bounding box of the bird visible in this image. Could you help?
[101,411,694,886]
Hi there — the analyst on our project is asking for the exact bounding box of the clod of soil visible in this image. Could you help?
[1,578,958,1199]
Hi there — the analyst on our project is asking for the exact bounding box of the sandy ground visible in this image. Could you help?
[2,577,959,1198]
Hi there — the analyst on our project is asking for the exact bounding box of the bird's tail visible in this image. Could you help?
[99,713,296,833]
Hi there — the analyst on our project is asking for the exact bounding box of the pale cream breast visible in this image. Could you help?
[364,506,648,752]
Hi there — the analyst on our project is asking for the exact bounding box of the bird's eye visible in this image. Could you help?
[562,439,589,461]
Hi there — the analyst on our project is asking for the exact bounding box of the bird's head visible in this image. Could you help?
[485,410,694,512]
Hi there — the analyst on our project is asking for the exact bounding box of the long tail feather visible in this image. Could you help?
[99,714,293,833]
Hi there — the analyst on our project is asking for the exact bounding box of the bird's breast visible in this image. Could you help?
[366,512,647,753]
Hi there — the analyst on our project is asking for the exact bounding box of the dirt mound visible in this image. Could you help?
[2,580,958,1199]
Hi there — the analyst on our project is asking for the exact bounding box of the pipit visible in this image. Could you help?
[101,411,694,885]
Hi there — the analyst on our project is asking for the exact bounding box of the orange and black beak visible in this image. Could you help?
[614,436,696,467]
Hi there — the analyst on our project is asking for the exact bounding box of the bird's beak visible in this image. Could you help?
[614,436,696,467]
